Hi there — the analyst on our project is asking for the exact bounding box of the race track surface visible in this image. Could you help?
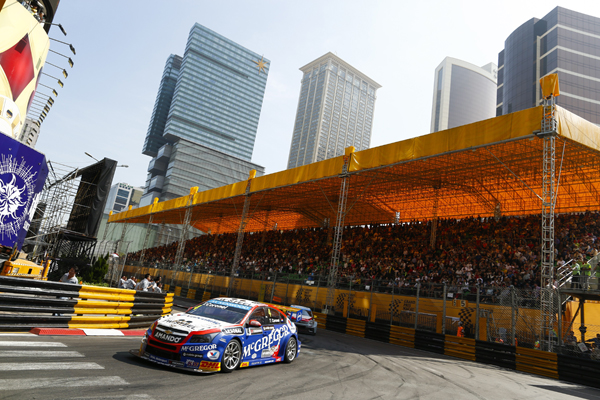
[0,329,598,399]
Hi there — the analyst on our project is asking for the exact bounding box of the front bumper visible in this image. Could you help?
[129,348,220,374]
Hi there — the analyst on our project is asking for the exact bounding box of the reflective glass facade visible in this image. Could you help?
[430,57,497,133]
[140,24,268,206]
[287,53,380,169]
[497,7,600,124]
[142,55,181,157]
[164,24,269,161]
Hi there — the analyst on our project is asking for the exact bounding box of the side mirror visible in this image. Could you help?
[249,319,262,327]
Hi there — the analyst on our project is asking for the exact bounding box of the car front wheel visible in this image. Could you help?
[221,339,241,372]
[284,336,297,363]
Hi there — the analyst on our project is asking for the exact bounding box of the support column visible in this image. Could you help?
[228,170,256,296]
[172,187,198,288]
[540,84,558,351]
[430,185,440,249]
[324,148,353,314]
[139,198,158,265]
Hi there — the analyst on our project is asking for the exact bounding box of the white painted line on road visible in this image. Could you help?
[0,334,36,337]
[0,362,104,371]
[65,395,153,400]
[0,376,128,390]
[83,329,124,336]
[0,341,67,347]
[0,350,84,358]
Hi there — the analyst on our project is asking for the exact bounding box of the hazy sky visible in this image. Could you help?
[35,1,600,188]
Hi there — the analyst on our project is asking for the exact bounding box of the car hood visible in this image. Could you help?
[156,313,233,334]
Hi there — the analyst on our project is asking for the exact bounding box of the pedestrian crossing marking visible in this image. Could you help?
[0,362,104,371]
[0,350,84,357]
[0,341,67,347]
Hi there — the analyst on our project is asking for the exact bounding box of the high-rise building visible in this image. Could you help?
[140,24,268,205]
[17,118,41,147]
[497,6,600,124]
[287,52,381,169]
[430,57,497,132]
[104,183,143,214]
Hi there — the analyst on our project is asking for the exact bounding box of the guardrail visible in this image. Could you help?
[0,276,173,330]
[312,311,598,389]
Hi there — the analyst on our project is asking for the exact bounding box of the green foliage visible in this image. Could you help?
[81,254,109,284]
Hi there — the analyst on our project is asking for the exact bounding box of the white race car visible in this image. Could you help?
[130,297,300,373]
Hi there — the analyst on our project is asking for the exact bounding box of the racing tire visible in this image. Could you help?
[284,336,297,363]
[221,339,242,373]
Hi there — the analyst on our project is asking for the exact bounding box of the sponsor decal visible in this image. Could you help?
[206,350,220,360]
[222,327,244,335]
[251,353,257,359]
[262,326,274,331]
[154,331,184,344]
[180,344,217,352]
[243,325,290,359]
[275,356,282,362]
[240,362,249,368]
[209,299,252,311]
[199,361,221,371]
[261,344,279,358]
[148,354,167,363]
[169,360,184,367]
[182,352,203,359]
[246,327,263,336]
[220,338,227,343]
[185,360,200,368]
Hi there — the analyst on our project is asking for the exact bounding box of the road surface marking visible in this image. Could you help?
[0,376,129,390]
[0,341,67,347]
[0,362,104,371]
[0,350,84,357]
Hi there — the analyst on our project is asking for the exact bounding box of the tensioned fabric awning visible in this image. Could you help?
[108,105,600,234]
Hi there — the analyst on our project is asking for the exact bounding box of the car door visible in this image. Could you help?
[259,307,287,360]
[242,307,267,362]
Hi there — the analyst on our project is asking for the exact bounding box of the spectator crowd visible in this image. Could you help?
[127,211,600,294]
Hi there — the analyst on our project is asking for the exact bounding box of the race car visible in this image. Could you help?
[289,305,317,335]
[130,297,300,373]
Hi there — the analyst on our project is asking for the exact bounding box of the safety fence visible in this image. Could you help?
[0,276,173,330]
[311,312,600,387]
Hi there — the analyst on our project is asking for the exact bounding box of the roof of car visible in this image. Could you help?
[290,305,312,311]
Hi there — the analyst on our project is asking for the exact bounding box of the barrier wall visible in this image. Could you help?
[0,276,173,329]
[124,265,545,344]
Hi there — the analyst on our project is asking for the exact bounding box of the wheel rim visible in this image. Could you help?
[224,341,240,370]
[287,338,297,361]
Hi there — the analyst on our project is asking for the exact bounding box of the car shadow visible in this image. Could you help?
[112,351,213,377]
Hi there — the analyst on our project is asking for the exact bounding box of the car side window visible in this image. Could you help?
[249,307,266,325]
[265,307,285,325]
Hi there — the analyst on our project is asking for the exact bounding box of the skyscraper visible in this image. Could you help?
[141,24,269,205]
[430,57,497,132]
[287,52,380,169]
[497,7,600,124]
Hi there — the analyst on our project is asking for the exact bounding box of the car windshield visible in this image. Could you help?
[302,309,313,318]
[187,300,250,324]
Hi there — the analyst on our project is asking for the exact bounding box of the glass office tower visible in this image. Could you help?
[497,7,600,124]
[430,57,497,132]
[287,52,381,169]
[140,24,268,206]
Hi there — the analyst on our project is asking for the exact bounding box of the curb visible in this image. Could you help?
[30,328,146,336]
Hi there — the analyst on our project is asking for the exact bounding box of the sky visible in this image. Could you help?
[34,0,600,189]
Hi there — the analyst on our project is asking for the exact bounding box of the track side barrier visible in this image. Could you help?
[444,336,476,361]
[557,354,600,389]
[345,318,366,338]
[389,325,415,348]
[0,276,173,330]
[515,347,558,379]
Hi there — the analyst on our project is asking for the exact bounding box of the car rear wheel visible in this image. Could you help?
[221,339,241,373]
[284,336,297,363]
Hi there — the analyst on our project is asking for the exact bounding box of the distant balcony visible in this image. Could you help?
[147,175,165,191]
[156,144,172,162]
[148,158,167,174]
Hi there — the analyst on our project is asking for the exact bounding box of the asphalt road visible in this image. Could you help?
[0,330,599,400]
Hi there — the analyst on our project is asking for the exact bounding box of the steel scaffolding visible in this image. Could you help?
[540,94,558,351]
[324,154,351,313]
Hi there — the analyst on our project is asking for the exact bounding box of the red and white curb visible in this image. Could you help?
[30,328,147,336]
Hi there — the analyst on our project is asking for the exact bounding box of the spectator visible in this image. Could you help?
[118,275,128,289]
[54,267,78,316]
[135,274,152,291]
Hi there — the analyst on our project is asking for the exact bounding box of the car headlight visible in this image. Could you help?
[188,332,219,343]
